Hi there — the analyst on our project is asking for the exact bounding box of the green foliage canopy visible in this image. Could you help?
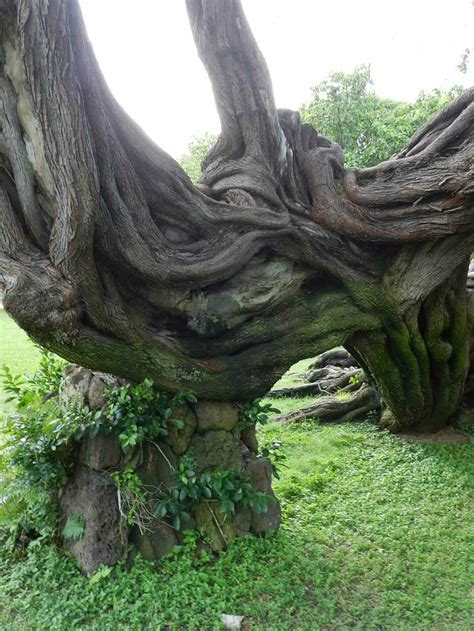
[178,132,217,183]
[300,65,463,167]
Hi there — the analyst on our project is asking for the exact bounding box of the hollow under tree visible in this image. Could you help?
[1,0,474,438]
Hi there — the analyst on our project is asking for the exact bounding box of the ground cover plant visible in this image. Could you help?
[0,316,472,630]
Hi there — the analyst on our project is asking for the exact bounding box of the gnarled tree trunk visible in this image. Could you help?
[1,0,474,436]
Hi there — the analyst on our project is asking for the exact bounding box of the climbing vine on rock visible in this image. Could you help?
[0,356,280,570]
[103,380,196,451]
[154,455,274,531]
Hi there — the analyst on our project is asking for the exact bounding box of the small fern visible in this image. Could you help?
[62,515,86,541]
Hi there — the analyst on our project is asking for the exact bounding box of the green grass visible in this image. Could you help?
[271,356,315,390]
[0,314,473,630]
[0,310,40,410]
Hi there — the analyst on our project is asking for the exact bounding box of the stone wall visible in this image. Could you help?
[60,366,281,573]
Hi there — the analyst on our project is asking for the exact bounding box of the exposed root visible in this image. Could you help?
[271,385,381,424]
[268,367,365,398]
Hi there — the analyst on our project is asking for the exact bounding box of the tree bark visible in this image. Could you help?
[308,348,359,370]
[271,386,380,424]
[268,367,364,398]
[1,0,474,431]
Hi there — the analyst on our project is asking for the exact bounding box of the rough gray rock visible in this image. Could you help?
[245,456,281,534]
[240,425,258,453]
[164,405,197,455]
[61,365,125,410]
[60,466,127,574]
[134,442,178,490]
[79,433,122,471]
[193,501,237,552]
[235,506,252,536]
[60,366,93,406]
[194,401,239,432]
[88,372,126,409]
[130,520,178,561]
[187,430,247,473]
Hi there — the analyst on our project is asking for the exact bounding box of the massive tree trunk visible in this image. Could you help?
[1,0,474,432]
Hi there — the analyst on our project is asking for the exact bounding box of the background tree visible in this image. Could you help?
[458,48,471,75]
[300,65,464,167]
[179,132,218,183]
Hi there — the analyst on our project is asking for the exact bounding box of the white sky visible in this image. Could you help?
[79,0,474,159]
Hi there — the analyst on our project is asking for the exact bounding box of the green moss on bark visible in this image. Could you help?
[350,263,470,432]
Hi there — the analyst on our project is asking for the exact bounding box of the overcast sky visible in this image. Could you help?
[79,0,473,159]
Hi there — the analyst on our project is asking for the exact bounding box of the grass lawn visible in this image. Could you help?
[0,309,40,410]
[0,313,472,630]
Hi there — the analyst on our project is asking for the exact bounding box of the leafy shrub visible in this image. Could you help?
[2,347,66,408]
[103,380,196,451]
[0,351,75,547]
[62,515,86,541]
[0,357,198,548]
[110,468,155,532]
[155,456,274,530]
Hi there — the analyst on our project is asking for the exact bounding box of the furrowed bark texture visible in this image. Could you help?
[1,0,474,431]
[272,386,381,425]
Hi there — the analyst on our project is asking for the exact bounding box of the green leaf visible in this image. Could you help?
[171,418,185,430]
[62,515,86,541]
[89,565,113,585]
[155,503,168,518]
[221,499,235,514]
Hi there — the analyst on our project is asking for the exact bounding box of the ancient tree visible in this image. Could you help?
[1,0,474,433]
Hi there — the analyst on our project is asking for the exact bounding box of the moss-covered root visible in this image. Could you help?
[350,267,470,432]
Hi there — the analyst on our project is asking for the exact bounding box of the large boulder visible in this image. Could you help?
[60,466,127,574]
[59,368,280,570]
